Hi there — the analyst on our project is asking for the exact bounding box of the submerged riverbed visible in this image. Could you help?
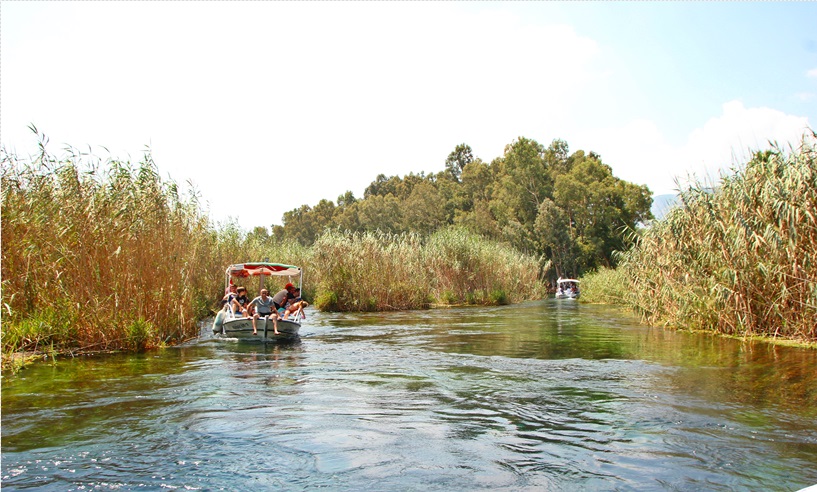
[2,300,816,491]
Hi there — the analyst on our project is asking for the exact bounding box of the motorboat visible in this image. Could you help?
[555,278,580,299]
[212,262,304,341]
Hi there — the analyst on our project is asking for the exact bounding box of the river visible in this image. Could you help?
[2,300,816,491]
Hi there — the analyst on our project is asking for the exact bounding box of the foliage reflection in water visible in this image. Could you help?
[2,300,816,491]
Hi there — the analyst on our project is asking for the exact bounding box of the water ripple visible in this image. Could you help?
[3,303,817,491]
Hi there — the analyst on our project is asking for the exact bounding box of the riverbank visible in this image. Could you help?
[580,133,817,346]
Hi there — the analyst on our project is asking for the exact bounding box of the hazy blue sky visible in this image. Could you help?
[2,2,815,230]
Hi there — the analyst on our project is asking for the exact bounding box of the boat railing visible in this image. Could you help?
[224,303,243,320]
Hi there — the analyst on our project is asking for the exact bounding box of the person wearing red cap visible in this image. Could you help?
[271,283,296,317]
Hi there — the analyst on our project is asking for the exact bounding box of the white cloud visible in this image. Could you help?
[3,3,811,229]
[2,2,603,229]
[570,101,810,196]
[570,119,679,195]
[807,68,817,78]
[679,101,810,187]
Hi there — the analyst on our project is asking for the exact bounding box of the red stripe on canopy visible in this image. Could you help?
[227,263,300,278]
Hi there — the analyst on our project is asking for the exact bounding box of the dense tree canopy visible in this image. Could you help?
[268,137,653,280]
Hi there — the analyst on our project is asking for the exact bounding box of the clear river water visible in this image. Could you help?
[2,300,816,491]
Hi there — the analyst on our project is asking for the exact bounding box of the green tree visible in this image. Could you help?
[535,198,578,278]
[281,199,337,244]
[490,137,551,252]
[333,200,361,232]
[282,204,318,245]
[357,194,403,233]
[312,199,336,230]
[337,190,357,207]
[551,152,652,272]
[401,181,447,235]
[444,143,474,182]
[365,174,400,198]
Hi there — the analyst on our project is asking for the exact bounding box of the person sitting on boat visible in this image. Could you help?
[282,288,309,320]
[221,284,238,310]
[248,289,279,335]
[230,286,250,317]
[271,283,297,317]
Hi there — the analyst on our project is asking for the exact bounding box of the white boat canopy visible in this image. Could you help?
[226,262,301,278]
[557,278,580,284]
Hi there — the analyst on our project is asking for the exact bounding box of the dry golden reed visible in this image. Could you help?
[616,133,816,341]
[2,143,221,357]
[309,227,545,311]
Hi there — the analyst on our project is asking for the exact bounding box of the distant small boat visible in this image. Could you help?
[212,262,304,342]
[555,278,580,299]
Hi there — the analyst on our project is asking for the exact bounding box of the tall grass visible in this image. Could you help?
[425,227,545,305]
[578,267,629,305]
[615,133,816,341]
[310,227,545,311]
[2,142,218,358]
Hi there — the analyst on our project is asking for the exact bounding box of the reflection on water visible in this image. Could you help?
[2,300,816,491]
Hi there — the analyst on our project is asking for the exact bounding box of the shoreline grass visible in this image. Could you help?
[309,228,545,311]
[2,144,221,368]
[582,132,817,346]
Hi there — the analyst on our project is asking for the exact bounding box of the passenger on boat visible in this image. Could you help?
[282,288,309,320]
[271,283,297,316]
[221,284,238,310]
[231,286,250,317]
[248,289,279,335]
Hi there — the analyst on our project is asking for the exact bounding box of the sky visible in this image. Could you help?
[2,2,815,231]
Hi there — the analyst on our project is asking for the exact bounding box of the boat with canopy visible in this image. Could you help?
[555,278,580,299]
[212,262,304,341]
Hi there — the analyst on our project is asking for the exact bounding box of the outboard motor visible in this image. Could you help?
[212,310,226,334]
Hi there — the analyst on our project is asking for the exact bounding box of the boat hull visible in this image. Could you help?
[214,315,300,342]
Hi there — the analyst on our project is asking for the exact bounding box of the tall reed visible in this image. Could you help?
[310,227,544,311]
[578,267,629,305]
[424,226,544,305]
[617,133,816,341]
[2,143,217,357]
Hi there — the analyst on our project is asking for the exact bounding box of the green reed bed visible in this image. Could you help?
[425,227,545,305]
[310,230,431,311]
[310,227,545,311]
[615,133,816,341]
[1,145,219,364]
[578,267,630,305]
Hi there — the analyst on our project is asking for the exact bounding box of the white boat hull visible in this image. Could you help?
[213,313,300,342]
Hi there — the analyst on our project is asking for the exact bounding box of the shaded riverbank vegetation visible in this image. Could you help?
[582,132,817,343]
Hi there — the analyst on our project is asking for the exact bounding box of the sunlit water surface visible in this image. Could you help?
[2,300,816,491]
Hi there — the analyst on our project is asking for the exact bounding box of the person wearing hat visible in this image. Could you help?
[282,287,309,320]
[271,283,296,317]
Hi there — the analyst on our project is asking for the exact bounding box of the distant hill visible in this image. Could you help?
[651,194,679,221]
